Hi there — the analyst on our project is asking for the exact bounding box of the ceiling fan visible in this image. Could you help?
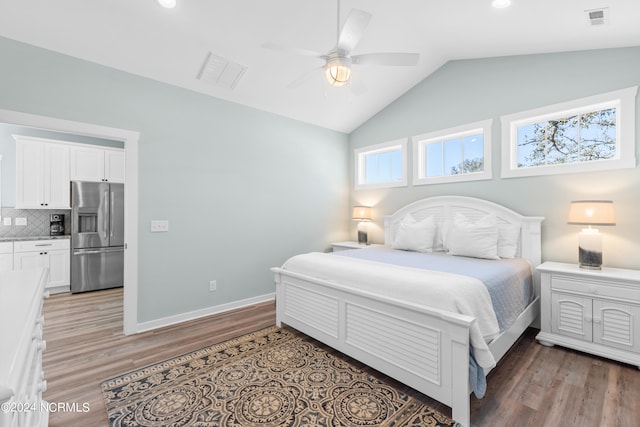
[262,0,420,89]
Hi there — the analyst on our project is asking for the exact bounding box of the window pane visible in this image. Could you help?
[365,154,378,183]
[390,150,402,181]
[425,142,443,177]
[444,138,462,175]
[463,134,484,173]
[579,108,616,161]
[516,107,617,169]
[363,148,402,184]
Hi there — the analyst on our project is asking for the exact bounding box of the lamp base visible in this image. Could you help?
[578,229,603,270]
[357,221,369,245]
[578,246,602,270]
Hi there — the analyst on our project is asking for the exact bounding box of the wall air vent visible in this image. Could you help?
[197,52,247,90]
[585,7,609,26]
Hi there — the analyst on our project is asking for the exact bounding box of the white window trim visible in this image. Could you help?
[501,86,637,178]
[354,138,408,190]
[412,119,493,186]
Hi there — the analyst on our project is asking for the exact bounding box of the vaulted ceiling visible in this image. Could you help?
[1,0,639,133]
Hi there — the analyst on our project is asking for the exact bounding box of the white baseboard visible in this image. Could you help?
[135,292,275,334]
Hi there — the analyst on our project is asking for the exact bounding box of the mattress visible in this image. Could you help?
[333,246,534,334]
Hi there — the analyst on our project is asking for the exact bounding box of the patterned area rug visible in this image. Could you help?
[101,326,456,426]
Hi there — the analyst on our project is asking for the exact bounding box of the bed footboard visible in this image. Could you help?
[272,267,475,427]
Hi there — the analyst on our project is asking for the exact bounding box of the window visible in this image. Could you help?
[412,119,492,186]
[501,86,637,178]
[354,138,407,190]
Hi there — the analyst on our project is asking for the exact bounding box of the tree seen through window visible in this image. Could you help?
[517,108,616,168]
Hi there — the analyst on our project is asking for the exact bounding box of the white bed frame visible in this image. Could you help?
[271,196,544,427]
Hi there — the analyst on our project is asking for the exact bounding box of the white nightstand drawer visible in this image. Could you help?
[551,275,640,302]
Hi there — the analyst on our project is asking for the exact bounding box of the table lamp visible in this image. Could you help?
[352,206,372,245]
[567,200,616,269]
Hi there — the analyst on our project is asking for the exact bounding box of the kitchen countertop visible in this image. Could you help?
[0,235,70,242]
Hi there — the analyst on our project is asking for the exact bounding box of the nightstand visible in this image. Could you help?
[331,241,382,252]
[536,262,640,368]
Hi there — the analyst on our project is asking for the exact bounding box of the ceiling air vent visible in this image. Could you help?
[585,8,609,26]
[197,52,247,90]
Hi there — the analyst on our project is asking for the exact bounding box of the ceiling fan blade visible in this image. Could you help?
[286,66,324,89]
[337,9,372,53]
[261,42,325,59]
[351,52,420,66]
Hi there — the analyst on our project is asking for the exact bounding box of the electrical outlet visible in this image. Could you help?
[15,217,27,226]
[209,280,217,292]
[3,217,11,226]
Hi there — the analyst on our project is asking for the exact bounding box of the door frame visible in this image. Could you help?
[0,109,140,335]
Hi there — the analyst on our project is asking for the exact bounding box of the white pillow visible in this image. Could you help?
[392,214,436,253]
[444,213,499,260]
[498,224,520,259]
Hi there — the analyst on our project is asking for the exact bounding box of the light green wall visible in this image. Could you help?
[0,36,349,322]
[349,46,640,269]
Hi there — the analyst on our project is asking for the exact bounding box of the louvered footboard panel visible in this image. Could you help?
[345,302,441,385]
[282,280,340,339]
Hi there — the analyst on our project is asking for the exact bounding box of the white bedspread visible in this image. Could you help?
[282,252,500,369]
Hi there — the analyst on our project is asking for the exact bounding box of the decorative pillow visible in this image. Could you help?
[498,224,520,259]
[392,214,436,253]
[444,213,499,260]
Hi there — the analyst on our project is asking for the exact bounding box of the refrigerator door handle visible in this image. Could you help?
[73,247,125,256]
[110,191,115,239]
[104,189,109,239]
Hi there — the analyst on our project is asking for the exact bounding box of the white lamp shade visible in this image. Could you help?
[352,206,372,221]
[567,200,616,226]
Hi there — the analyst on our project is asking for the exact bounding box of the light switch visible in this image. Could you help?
[150,220,169,232]
[15,217,27,226]
[3,217,11,226]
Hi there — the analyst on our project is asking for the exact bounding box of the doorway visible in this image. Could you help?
[0,109,139,334]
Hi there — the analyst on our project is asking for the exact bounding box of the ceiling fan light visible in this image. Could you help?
[325,57,352,87]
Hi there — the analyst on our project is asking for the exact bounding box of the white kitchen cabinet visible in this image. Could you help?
[15,136,70,209]
[0,241,12,272]
[13,239,70,293]
[70,145,125,183]
[536,262,640,368]
[0,268,49,427]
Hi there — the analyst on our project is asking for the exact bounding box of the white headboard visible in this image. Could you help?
[383,195,544,269]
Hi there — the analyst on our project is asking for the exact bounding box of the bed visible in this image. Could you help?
[271,196,544,427]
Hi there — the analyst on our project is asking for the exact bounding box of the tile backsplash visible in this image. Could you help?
[0,208,71,238]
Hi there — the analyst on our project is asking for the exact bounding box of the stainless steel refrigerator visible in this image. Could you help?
[71,181,124,293]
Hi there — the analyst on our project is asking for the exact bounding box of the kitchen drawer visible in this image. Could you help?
[0,241,12,254]
[14,239,70,253]
[551,275,640,302]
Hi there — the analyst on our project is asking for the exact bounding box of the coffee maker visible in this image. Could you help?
[50,214,65,236]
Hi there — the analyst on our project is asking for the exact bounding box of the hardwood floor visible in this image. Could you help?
[42,288,640,426]
[42,288,276,427]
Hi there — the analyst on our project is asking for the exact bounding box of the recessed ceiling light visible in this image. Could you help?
[156,0,177,9]
[491,0,511,8]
